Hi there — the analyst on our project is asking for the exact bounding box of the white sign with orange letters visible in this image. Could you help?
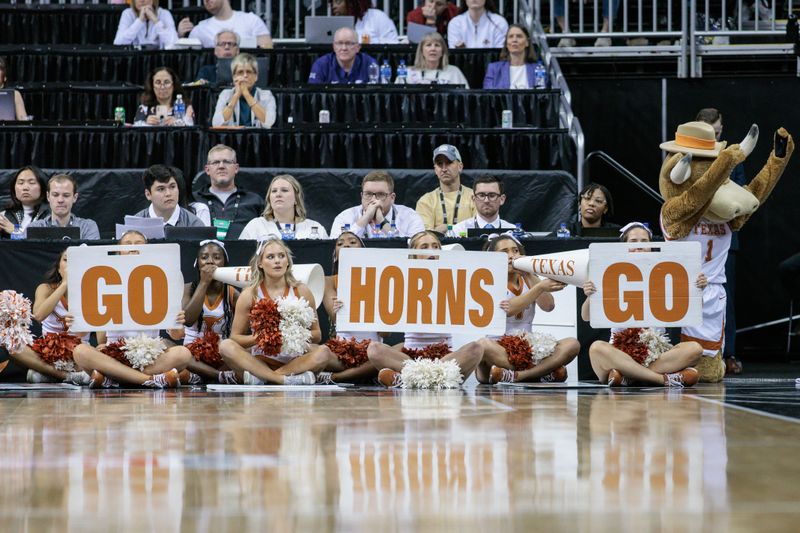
[336,248,508,334]
[67,244,184,331]
[588,241,702,328]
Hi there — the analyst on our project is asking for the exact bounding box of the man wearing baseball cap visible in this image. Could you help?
[415,144,476,233]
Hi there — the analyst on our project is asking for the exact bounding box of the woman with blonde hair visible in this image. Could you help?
[403,32,469,86]
[239,174,328,240]
[212,53,276,128]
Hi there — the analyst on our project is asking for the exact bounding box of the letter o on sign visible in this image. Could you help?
[128,265,170,325]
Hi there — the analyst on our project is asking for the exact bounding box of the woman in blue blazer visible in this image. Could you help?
[483,24,539,89]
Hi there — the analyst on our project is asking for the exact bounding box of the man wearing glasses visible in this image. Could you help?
[308,27,378,84]
[329,171,424,238]
[452,175,514,234]
[193,144,264,240]
[195,30,240,85]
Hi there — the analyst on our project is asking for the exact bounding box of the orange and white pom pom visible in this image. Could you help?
[0,290,34,354]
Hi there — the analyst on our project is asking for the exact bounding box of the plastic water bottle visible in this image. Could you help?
[380,60,392,84]
[368,62,380,84]
[342,223,351,234]
[556,222,571,239]
[395,59,407,84]
[309,227,321,239]
[445,224,457,238]
[386,222,398,238]
[281,223,295,240]
[10,224,24,240]
[534,61,548,89]
[513,223,524,238]
[370,225,384,239]
[173,94,186,126]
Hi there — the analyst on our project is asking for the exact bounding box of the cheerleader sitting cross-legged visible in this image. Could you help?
[367,231,484,388]
[582,222,703,387]
[476,233,580,385]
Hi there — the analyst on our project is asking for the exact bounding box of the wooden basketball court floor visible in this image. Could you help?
[1,380,800,532]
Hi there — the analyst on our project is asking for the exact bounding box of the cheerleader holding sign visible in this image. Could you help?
[582,222,704,387]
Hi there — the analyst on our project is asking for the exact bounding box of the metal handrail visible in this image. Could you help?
[583,151,663,204]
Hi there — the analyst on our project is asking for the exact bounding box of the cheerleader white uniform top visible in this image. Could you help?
[41,297,89,342]
[183,286,236,345]
[332,276,381,343]
[487,277,537,340]
[251,283,306,364]
[403,332,453,351]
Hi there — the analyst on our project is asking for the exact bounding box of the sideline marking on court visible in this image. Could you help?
[689,394,800,425]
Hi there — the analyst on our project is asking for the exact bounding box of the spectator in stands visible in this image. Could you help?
[330,0,399,44]
[194,144,264,240]
[1,166,49,238]
[171,166,211,225]
[407,0,459,36]
[212,53,276,128]
[240,174,328,240]
[195,30,240,85]
[404,32,469,86]
[133,67,195,126]
[308,27,378,84]
[132,165,206,227]
[483,24,539,89]
[452,175,514,233]
[0,57,29,121]
[448,0,508,49]
[28,174,100,240]
[330,171,425,239]
[113,0,179,49]
[561,182,619,236]
[179,0,272,48]
[696,107,745,375]
[416,144,475,232]
[555,0,620,47]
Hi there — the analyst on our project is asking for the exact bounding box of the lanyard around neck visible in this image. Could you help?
[439,186,462,227]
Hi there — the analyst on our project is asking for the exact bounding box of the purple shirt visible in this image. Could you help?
[308,52,378,84]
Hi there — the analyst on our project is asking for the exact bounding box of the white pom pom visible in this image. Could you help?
[0,290,35,354]
[277,296,315,357]
[121,334,167,370]
[523,331,558,365]
[638,328,673,368]
[400,358,463,390]
[53,360,76,372]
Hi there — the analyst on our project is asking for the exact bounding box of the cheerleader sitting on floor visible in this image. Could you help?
[181,239,239,384]
[9,248,92,385]
[367,230,484,388]
[320,231,381,384]
[219,238,336,385]
[582,222,704,387]
[477,233,581,384]
[72,230,193,388]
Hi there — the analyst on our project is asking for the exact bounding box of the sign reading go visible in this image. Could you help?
[67,244,184,332]
[588,241,702,328]
[336,248,507,335]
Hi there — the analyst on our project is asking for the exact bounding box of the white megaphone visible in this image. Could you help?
[512,249,589,286]
[212,264,326,308]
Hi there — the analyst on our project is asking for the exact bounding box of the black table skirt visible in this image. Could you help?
[4,44,503,89]
[18,84,561,129]
[0,125,574,174]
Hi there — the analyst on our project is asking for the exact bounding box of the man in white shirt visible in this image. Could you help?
[452,175,514,234]
[330,171,425,239]
[179,0,272,49]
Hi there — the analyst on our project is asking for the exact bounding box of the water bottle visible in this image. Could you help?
[513,223,524,238]
[173,94,186,126]
[281,223,295,240]
[342,223,351,234]
[445,224,457,238]
[556,223,571,239]
[309,227,321,240]
[534,61,548,89]
[386,222,398,238]
[396,59,407,84]
[380,60,392,84]
[368,61,380,84]
[370,225,384,239]
[10,224,25,240]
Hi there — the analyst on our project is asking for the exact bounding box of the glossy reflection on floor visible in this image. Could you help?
[1,385,800,532]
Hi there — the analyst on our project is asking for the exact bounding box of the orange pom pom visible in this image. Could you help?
[187,330,223,368]
[326,337,371,368]
[250,298,283,356]
[101,340,131,367]
[31,332,80,366]
[611,328,648,365]
[497,334,535,371]
[401,342,450,360]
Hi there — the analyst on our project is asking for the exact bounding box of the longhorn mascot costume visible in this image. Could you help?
[659,122,794,382]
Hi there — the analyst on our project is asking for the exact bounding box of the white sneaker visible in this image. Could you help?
[27,369,58,383]
[594,37,612,47]
[316,371,336,385]
[243,371,265,385]
[284,371,315,385]
[218,370,239,384]
[65,371,91,386]
[557,37,577,48]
